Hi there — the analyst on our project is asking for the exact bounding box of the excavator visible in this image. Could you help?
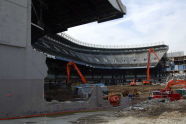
[143,48,160,85]
[66,62,87,85]
[66,62,121,106]
[164,80,186,90]
[130,48,160,86]
[151,79,186,101]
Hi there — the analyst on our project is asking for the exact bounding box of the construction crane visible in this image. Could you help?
[143,48,160,85]
[66,62,87,84]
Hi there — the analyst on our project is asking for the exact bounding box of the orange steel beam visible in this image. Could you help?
[146,48,160,81]
[66,62,87,84]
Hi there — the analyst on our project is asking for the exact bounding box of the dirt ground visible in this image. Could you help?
[108,85,164,102]
[3,85,186,124]
[73,99,186,124]
[106,99,186,124]
[106,112,186,124]
[108,85,164,95]
[73,85,186,124]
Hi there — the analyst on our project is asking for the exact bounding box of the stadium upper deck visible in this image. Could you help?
[33,33,168,69]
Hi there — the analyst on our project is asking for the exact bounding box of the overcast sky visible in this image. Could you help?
[65,0,186,53]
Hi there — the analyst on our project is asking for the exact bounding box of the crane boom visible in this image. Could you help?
[143,48,160,84]
[66,62,87,84]
[164,80,186,90]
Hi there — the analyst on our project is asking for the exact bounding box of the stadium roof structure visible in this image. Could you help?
[32,0,126,33]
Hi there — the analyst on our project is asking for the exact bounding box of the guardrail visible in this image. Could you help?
[59,33,165,49]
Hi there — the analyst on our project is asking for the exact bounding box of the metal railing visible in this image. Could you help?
[58,33,165,49]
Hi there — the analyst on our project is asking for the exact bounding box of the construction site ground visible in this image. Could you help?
[108,84,164,101]
[2,85,186,124]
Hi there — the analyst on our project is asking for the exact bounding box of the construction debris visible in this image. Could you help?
[119,99,186,118]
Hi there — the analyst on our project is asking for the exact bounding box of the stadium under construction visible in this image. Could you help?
[38,34,168,85]
[0,0,186,121]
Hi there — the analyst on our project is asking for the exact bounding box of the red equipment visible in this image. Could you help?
[66,62,87,84]
[163,80,186,90]
[143,48,160,84]
[151,80,186,101]
[130,79,136,86]
[108,95,121,106]
[151,90,181,101]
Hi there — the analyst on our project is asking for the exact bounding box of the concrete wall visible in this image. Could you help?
[0,0,27,47]
[0,0,47,118]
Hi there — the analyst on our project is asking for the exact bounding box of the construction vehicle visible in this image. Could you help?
[66,62,87,85]
[151,80,186,101]
[143,48,160,85]
[108,94,121,106]
[163,80,186,90]
[130,79,136,86]
[129,79,143,86]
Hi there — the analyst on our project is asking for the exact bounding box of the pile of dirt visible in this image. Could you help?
[118,99,186,118]
[103,99,186,124]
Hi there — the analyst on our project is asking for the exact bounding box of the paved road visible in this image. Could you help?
[0,111,113,124]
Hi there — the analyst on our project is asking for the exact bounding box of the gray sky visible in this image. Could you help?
[65,0,186,53]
